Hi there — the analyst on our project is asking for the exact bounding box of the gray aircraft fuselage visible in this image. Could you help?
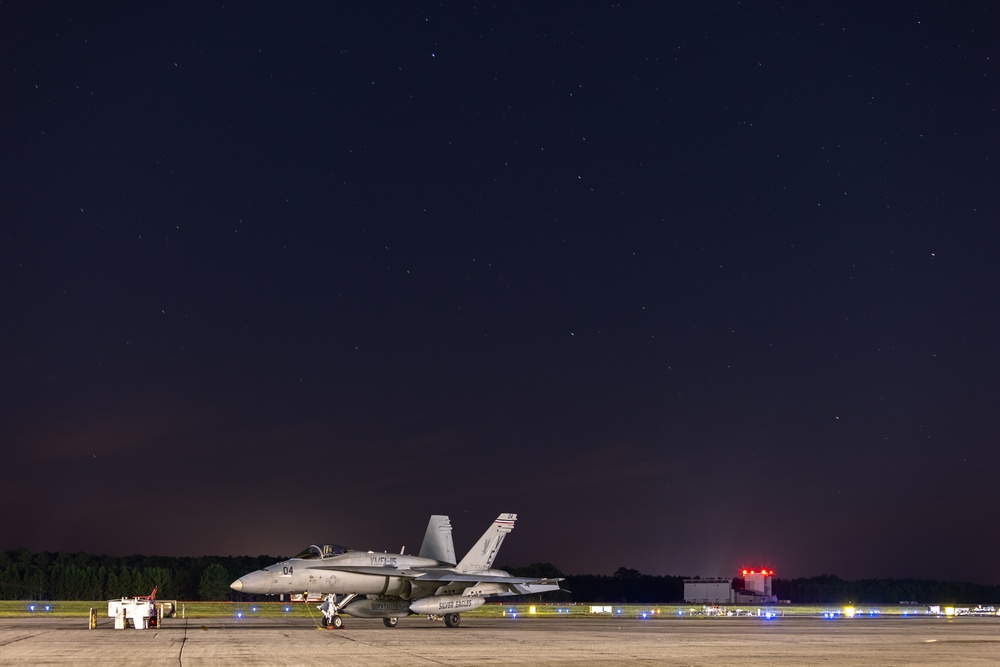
[234,551,511,598]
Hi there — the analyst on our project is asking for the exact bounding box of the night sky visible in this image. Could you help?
[3,3,998,585]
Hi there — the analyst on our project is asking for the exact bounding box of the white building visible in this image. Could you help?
[684,569,778,604]
[742,569,774,597]
[683,578,734,604]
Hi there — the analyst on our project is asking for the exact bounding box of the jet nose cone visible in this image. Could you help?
[230,579,243,592]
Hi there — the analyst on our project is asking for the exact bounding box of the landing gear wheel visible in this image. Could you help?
[383,617,398,628]
[444,613,461,628]
[320,617,329,628]
[332,615,344,629]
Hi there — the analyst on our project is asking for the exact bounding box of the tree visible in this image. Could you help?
[613,567,641,580]
[198,564,231,601]
[502,562,565,578]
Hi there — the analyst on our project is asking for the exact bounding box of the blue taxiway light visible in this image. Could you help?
[284,606,291,613]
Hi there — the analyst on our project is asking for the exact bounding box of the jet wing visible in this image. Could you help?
[312,564,560,585]
[407,571,563,585]
[312,565,429,578]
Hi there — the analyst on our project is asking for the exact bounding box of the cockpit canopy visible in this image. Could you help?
[293,544,349,560]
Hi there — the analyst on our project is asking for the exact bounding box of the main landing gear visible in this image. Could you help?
[427,612,462,628]
[318,593,356,629]
[382,617,398,628]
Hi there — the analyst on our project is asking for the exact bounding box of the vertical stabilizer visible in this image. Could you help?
[456,513,517,572]
[418,515,457,565]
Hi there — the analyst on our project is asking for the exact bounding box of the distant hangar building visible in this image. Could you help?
[683,569,777,604]
[683,578,734,604]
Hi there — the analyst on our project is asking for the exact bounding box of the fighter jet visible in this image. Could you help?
[230,513,562,628]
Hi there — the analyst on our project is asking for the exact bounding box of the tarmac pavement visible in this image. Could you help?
[1,615,998,665]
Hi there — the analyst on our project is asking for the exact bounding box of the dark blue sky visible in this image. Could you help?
[3,2,998,584]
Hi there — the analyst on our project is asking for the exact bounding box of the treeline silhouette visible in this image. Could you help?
[0,549,278,601]
[503,565,1000,605]
[772,574,1000,604]
[3,550,998,603]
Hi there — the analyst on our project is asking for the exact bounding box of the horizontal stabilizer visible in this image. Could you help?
[510,582,563,595]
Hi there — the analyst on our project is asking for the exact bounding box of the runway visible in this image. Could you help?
[1,615,998,666]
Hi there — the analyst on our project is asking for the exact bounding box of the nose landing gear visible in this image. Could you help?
[318,593,356,629]
[321,614,344,629]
